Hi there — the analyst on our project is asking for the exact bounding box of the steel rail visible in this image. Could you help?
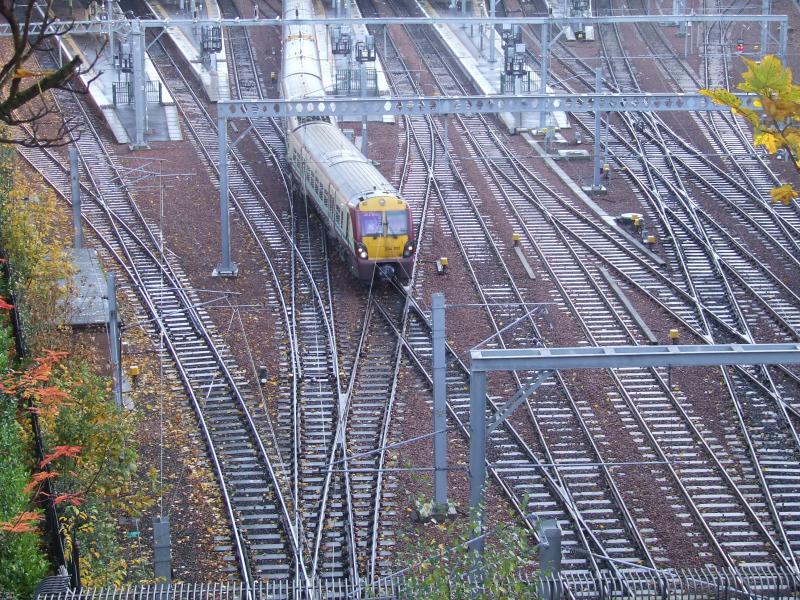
[418,7,792,568]
[609,8,800,264]
[406,9,788,576]
[522,15,800,273]
[15,133,257,586]
[595,9,800,568]
[449,99,786,572]
[222,20,310,583]
[395,13,648,579]
[697,0,800,237]
[217,3,354,580]
[146,30,316,584]
[358,12,443,580]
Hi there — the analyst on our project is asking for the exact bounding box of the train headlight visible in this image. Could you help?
[403,241,415,258]
[356,243,369,260]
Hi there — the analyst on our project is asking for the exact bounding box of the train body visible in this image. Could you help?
[280,0,415,280]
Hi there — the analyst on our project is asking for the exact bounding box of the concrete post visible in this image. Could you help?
[153,516,172,583]
[489,0,496,63]
[443,115,449,160]
[592,68,603,191]
[778,21,787,62]
[107,273,123,409]
[538,519,562,600]
[760,0,770,58]
[360,61,368,157]
[514,73,522,133]
[106,0,114,68]
[468,369,487,554]
[539,23,549,131]
[130,20,148,149]
[215,116,237,276]
[69,146,83,250]
[432,293,448,510]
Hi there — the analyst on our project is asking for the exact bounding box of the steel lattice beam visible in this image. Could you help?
[218,93,757,118]
[467,342,800,555]
[471,343,800,371]
[0,13,787,36]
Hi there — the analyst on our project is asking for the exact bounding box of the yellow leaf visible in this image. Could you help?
[770,184,798,205]
[754,131,781,154]
[739,54,793,95]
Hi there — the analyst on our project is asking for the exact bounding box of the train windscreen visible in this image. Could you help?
[386,211,409,235]
[360,212,383,236]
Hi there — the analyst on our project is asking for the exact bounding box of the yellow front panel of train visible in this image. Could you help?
[358,198,409,260]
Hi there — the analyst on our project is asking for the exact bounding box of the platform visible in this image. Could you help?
[418,0,569,133]
[315,0,394,123]
[147,0,230,102]
[67,248,109,326]
[52,2,182,145]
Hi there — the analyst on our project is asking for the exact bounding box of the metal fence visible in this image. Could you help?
[35,567,800,599]
[334,68,378,96]
[111,80,164,106]
[500,71,533,94]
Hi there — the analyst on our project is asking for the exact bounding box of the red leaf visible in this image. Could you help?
[52,493,84,507]
[0,298,13,310]
[0,512,42,534]
[23,470,59,494]
[40,445,82,468]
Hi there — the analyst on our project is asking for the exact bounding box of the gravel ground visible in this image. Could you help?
[26,0,800,579]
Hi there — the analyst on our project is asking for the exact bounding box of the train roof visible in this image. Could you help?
[291,120,399,207]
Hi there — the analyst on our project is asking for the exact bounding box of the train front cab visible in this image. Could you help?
[352,196,415,281]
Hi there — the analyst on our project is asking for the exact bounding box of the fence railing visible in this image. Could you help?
[35,566,800,599]
[334,68,378,96]
[111,80,163,106]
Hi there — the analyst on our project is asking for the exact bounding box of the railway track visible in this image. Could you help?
[22,0,800,586]
[375,0,800,573]
[150,24,357,585]
[498,1,800,568]
[18,51,300,583]
[367,2,661,577]
[223,9,362,581]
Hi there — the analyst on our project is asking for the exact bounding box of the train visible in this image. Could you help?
[280,0,415,281]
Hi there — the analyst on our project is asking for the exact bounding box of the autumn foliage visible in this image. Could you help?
[0,349,84,538]
[0,149,146,589]
[701,55,800,205]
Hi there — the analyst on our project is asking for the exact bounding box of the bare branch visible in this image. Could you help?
[0,0,104,146]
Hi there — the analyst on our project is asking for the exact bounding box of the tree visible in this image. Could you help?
[0,0,101,147]
[701,55,800,206]
[401,511,538,599]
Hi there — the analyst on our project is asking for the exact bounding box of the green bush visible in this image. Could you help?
[402,512,538,599]
[44,360,144,586]
[0,325,48,598]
